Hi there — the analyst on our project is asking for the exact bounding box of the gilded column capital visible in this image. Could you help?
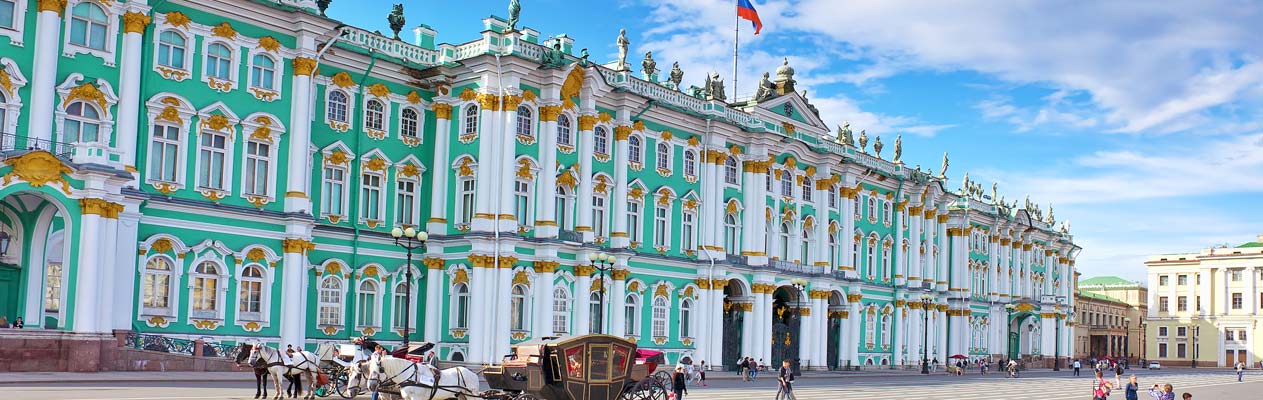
[37,0,67,15]
[1000,238,1012,246]
[695,278,712,290]
[538,105,562,122]
[578,115,598,131]
[1022,243,1034,251]
[122,12,151,34]
[468,254,497,268]
[936,214,949,223]
[611,269,631,280]
[498,256,519,268]
[476,93,501,111]
[846,293,863,303]
[501,94,523,110]
[575,264,596,276]
[923,209,936,219]
[80,198,123,219]
[422,257,446,270]
[292,57,318,76]
[534,261,560,273]
[281,238,315,254]
[614,125,633,140]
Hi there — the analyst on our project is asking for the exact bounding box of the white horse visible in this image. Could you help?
[249,344,321,400]
[364,355,481,400]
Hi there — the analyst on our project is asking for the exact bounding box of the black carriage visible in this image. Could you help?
[483,335,669,400]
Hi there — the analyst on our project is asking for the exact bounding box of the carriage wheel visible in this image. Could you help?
[650,371,673,393]
[620,377,668,400]
[331,370,354,399]
[511,393,541,400]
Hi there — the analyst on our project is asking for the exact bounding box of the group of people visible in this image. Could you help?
[1091,371,1191,400]
[735,357,766,381]
[666,358,797,400]
[0,316,24,328]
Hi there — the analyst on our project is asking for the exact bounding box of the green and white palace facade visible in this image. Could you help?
[0,0,1081,369]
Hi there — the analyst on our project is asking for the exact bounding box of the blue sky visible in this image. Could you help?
[329,0,1263,283]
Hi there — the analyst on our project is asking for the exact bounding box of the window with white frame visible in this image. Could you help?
[365,100,385,131]
[204,43,233,80]
[190,261,222,319]
[238,264,265,321]
[802,177,813,202]
[651,296,668,338]
[510,284,528,331]
[361,171,383,222]
[853,230,862,267]
[457,176,475,224]
[516,106,533,138]
[683,150,696,177]
[867,234,878,279]
[880,313,892,348]
[588,292,602,333]
[552,287,570,334]
[556,186,573,230]
[63,101,102,143]
[830,232,839,268]
[452,282,469,329]
[250,54,276,91]
[628,136,643,163]
[592,194,607,237]
[44,262,62,314]
[0,91,7,134]
[321,164,347,217]
[198,129,229,191]
[624,294,638,336]
[356,280,378,327]
[0,0,16,29]
[864,310,876,348]
[514,180,531,225]
[653,204,669,248]
[627,200,642,242]
[463,104,479,135]
[400,108,420,138]
[68,2,108,50]
[725,156,738,184]
[800,227,810,263]
[148,123,180,182]
[778,222,791,260]
[829,187,837,209]
[392,281,413,331]
[594,126,609,156]
[557,114,572,145]
[681,211,695,251]
[867,196,877,220]
[243,140,270,196]
[157,31,187,70]
[881,241,892,280]
[317,276,343,326]
[327,90,349,124]
[723,213,738,254]
[656,142,670,170]
[142,256,174,315]
[680,299,693,337]
[854,196,862,219]
[765,168,773,191]
[397,177,419,226]
[781,173,792,197]
[882,201,892,224]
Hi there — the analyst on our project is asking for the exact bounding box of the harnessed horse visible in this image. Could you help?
[234,344,303,399]
[351,355,480,400]
[248,344,321,400]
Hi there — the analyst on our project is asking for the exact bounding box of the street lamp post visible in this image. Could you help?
[789,278,807,373]
[588,252,617,335]
[1041,295,1068,371]
[1189,323,1198,368]
[920,295,934,374]
[389,227,428,349]
[1123,318,1131,367]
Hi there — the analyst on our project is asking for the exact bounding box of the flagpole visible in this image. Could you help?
[733,3,740,102]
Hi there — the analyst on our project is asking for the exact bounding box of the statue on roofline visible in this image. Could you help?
[893,134,903,164]
[858,129,869,153]
[938,152,949,179]
[642,51,658,79]
[874,136,884,158]
[508,0,521,32]
[579,48,590,66]
[668,62,683,90]
[540,40,566,69]
[754,72,776,102]
[616,29,630,71]
[387,4,406,40]
[837,122,854,146]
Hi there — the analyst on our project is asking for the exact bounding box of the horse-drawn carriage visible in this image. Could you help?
[482,334,670,400]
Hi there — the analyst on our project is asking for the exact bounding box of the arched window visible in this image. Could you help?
[592,193,607,237]
[594,126,610,156]
[724,156,738,184]
[829,187,838,209]
[69,3,108,50]
[628,136,643,163]
[515,106,534,139]
[864,309,876,349]
[882,201,892,225]
[510,284,528,331]
[683,150,697,177]
[802,176,813,201]
[589,291,603,333]
[880,313,892,348]
[142,256,174,315]
[867,197,877,221]
[157,31,187,69]
[653,204,668,248]
[452,282,469,329]
[656,142,670,170]
[624,294,639,336]
[779,222,791,260]
[781,173,792,197]
[651,296,669,338]
[250,54,276,90]
[392,281,413,331]
[852,230,862,267]
[556,186,572,230]
[829,232,840,269]
[679,299,693,338]
[356,280,379,327]
[463,104,479,136]
[552,287,570,334]
[854,196,863,219]
[557,114,572,145]
[681,211,696,251]
[867,234,878,279]
[205,43,233,80]
[800,227,810,264]
[723,213,738,254]
[881,240,892,280]
[238,265,266,321]
[197,129,228,190]
[63,101,102,143]
[190,261,221,318]
[365,99,385,131]
[318,276,343,326]
[400,108,420,138]
[327,91,349,124]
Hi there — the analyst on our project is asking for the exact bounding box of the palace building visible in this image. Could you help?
[0,0,1080,370]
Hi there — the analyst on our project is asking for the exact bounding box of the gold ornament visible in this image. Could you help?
[211,22,237,40]
[164,11,191,29]
[2,151,73,192]
[122,12,151,34]
[292,57,318,76]
[258,36,281,53]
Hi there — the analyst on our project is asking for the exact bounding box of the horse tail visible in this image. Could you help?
[461,366,481,393]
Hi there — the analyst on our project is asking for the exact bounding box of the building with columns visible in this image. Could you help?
[1076,276,1147,363]
[1145,235,1263,367]
[0,0,1080,369]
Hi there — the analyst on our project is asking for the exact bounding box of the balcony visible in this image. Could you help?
[1,133,72,158]
[1,133,121,167]
[768,259,830,276]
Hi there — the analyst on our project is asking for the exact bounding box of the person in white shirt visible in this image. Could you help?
[1073,359,1082,376]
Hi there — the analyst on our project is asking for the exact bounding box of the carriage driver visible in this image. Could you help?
[353,336,381,355]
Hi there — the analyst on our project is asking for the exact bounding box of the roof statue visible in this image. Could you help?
[938,152,949,179]
[540,40,566,69]
[893,134,903,164]
[641,51,658,80]
[774,57,797,94]
[387,4,406,40]
[1046,203,1055,225]
[802,90,820,116]
[836,122,854,146]
[616,29,630,71]
[703,72,726,101]
[858,129,869,153]
[754,72,776,102]
[579,48,590,66]
[507,0,521,32]
[991,182,998,203]
[873,135,884,158]
[667,62,683,90]
[961,171,970,193]
[317,0,331,16]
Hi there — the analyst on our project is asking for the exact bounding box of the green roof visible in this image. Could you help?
[1239,242,1263,248]
[1076,290,1127,304]
[1078,276,1138,287]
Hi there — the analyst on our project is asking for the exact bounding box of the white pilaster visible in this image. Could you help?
[27,5,64,143]
[285,55,318,213]
[427,105,453,234]
[472,95,500,232]
[115,10,149,175]
[424,261,442,342]
[534,103,559,238]
[610,125,630,248]
[279,239,309,349]
[111,206,141,331]
[574,268,592,335]
[575,113,596,241]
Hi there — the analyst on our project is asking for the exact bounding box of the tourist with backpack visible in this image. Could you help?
[1093,370,1113,400]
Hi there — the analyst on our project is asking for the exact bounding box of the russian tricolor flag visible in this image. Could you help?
[737,0,763,35]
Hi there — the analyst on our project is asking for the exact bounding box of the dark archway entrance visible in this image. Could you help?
[1008,312,1035,361]
[771,286,801,373]
[721,280,745,371]
[826,291,844,370]
[0,190,71,329]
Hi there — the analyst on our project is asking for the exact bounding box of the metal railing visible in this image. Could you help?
[768,259,829,275]
[1,133,73,158]
[558,229,582,243]
[124,331,235,359]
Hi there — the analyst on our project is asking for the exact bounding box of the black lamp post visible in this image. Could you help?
[790,278,807,373]
[390,226,428,349]
[920,295,933,374]
[588,252,616,334]
[1189,323,1198,368]
[0,230,11,256]
[1042,295,1067,371]
[1123,318,1131,367]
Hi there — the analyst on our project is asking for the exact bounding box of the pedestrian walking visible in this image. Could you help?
[1092,370,1113,400]
[671,366,688,400]
[1148,383,1174,400]
[1235,361,1245,382]
[698,361,707,387]
[750,358,759,381]
[1074,359,1082,377]
[739,357,750,382]
[931,357,939,372]
[775,359,796,400]
[1125,375,1139,400]
[1180,393,1191,400]
[1115,363,1124,387]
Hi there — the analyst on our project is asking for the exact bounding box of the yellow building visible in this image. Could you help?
[1077,276,1148,363]
[1145,235,1263,367]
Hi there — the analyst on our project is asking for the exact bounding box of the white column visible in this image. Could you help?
[427,104,453,234]
[115,11,149,174]
[111,206,141,331]
[798,296,813,369]
[609,270,627,336]
[740,301,754,363]
[847,292,862,367]
[279,238,310,349]
[534,263,556,338]
[575,114,596,241]
[893,205,905,287]
[72,211,104,333]
[811,174,829,268]
[495,262,514,359]
[762,289,774,363]
[893,295,905,366]
[498,98,520,233]
[750,284,766,361]
[1248,266,1257,315]
[988,238,999,302]
[709,280,726,368]
[285,56,318,213]
[574,265,593,335]
[936,302,948,362]
[472,96,499,232]
[908,205,923,286]
[922,209,936,287]
[467,260,488,362]
[534,105,559,238]
[740,161,760,257]
[424,259,443,342]
[610,126,630,248]
[936,216,948,292]
[95,214,120,332]
[841,186,857,279]
[26,3,64,143]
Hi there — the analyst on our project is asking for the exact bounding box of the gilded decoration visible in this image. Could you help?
[512,271,531,287]
[150,238,174,253]
[192,319,220,330]
[331,72,355,88]
[155,106,183,124]
[281,238,315,254]
[457,158,474,177]
[201,114,232,131]
[37,0,68,15]
[62,83,109,112]
[846,293,863,303]
[80,198,123,219]
[164,11,191,29]
[156,66,190,81]
[575,265,595,276]
[534,261,559,273]
[476,93,501,111]
[367,83,391,97]
[578,115,597,131]
[538,105,561,122]
[245,248,267,263]
[145,316,170,328]
[400,164,420,178]
[593,178,608,194]
[0,68,13,95]
[249,125,273,142]
[292,57,318,76]
[122,12,151,34]
[257,36,281,53]
[322,326,339,335]
[2,151,73,193]
[560,67,584,106]
[431,103,453,119]
[515,159,534,180]
[211,22,237,40]
[556,169,577,188]
[364,158,386,172]
[243,321,262,332]
[325,151,349,166]
[653,284,669,298]
[249,87,279,102]
[613,126,632,140]
[422,257,445,270]
[501,94,522,109]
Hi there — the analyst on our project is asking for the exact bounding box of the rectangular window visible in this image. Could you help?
[198,132,228,190]
[0,0,15,29]
[1232,270,1243,281]
[148,124,180,182]
[361,173,382,221]
[43,262,62,312]
[681,212,695,251]
[1159,296,1169,312]
[592,196,606,237]
[1158,343,1167,358]
[627,202,641,242]
[1176,343,1186,358]
[1197,296,1201,311]
[801,179,812,201]
[1226,330,1235,341]
[653,206,668,248]
[1158,326,1168,337]
[1177,274,1187,285]
[1177,326,1186,337]
[1159,275,1169,286]
[1232,292,1243,309]
[243,141,270,196]
[321,166,346,216]
[1240,329,1248,341]
[397,179,417,226]
[513,180,530,225]
[1177,296,1187,312]
[458,178,475,224]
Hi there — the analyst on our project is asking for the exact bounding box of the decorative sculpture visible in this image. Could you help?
[641,51,657,79]
[616,29,630,71]
[1046,204,1055,224]
[579,48,590,66]
[774,57,796,94]
[873,136,884,158]
[991,182,998,203]
[387,4,406,40]
[754,72,776,102]
[938,152,949,179]
[962,172,971,193]
[802,90,819,116]
[706,72,727,101]
[858,129,869,153]
[837,122,854,146]
[507,0,521,32]
[893,134,903,164]
[540,41,566,69]
[317,0,331,16]
[668,62,683,90]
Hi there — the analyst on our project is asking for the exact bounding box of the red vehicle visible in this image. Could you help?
[483,335,669,400]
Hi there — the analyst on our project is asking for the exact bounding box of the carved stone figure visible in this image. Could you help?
[616,29,630,71]
[873,136,884,158]
[540,41,566,69]
[991,182,998,203]
[668,62,683,90]
[939,152,949,179]
[1046,204,1055,224]
[579,48,590,66]
[774,57,796,94]
[754,72,776,102]
[641,51,657,78]
[962,172,971,193]
[802,90,819,116]
[317,0,332,16]
[837,122,854,146]
[387,4,406,40]
[893,134,903,164]
[704,72,726,101]
[508,0,521,32]
[858,129,869,153]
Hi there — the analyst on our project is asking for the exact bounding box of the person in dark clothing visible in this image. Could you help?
[671,366,688,399]
[776,360,796,400]
[739,357,750,381]
[12,317,23,328]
